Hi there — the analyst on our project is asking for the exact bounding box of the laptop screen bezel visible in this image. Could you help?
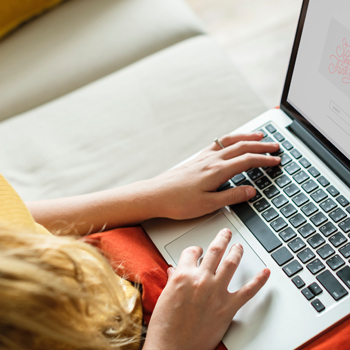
[280,0,350,170]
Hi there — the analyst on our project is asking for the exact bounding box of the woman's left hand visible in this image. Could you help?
[149,132,280,220]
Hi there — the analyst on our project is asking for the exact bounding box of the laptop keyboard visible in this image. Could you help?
[219,123,350,313]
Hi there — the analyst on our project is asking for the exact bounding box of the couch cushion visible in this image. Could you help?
[0,0,204,121]
[0,35,265,201]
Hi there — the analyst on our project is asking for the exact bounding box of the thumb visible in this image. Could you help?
[216,185,256,207]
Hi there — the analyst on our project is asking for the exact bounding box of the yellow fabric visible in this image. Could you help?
[0,174,143,349]
[0,0,65,39]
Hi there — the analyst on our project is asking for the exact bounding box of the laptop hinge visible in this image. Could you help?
[287,119,350,188]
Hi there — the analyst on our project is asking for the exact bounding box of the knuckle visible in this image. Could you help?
[209,244,224,254]
[223,257,239,271]
[242,153,255,162]
[184,246,202,256]
[243,284,255,300]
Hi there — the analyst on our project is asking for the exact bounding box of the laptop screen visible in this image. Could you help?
[286,0,350,162]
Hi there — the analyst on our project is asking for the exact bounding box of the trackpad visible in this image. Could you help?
[165,212,265,292]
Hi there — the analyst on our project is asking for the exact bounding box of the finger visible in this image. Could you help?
[220,141,280,160]
[200,228,232,273]
[209,133,264,151]
[214,186,256,209]
[216,243,244,287]
[230,268,270,312]
[177,246,203,269]
[221,154,280,180]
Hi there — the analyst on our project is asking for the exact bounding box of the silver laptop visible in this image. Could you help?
[142,0,350,348]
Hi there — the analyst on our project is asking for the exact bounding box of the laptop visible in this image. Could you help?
[142,0,350,348]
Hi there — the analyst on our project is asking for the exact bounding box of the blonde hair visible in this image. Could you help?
[0,224,142,350]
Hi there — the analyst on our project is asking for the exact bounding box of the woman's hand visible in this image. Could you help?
[143,228,270,350]
[150,132,280,220]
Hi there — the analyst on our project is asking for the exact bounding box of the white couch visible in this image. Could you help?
[0,0,266,201]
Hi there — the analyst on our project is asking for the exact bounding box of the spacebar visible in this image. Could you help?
[230,202,282,253]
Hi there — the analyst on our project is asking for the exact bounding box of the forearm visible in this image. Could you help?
[26,179,164,236]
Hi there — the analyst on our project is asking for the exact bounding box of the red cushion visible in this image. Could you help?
[85,226,350,349]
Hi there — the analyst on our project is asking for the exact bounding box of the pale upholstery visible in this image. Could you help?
[0,0,205,121]
[0,36,264,201]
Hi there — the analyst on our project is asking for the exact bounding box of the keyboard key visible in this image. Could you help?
[279,227,297,242]
[291,149,302,159]
[280,154,292,166]
[339,218,350,233]
[292,193,309,206]
[270,217,288,232]
[263,185,280,199]
[320,222,337,237]
[253,198,270,212]
[308,167,320,178]
[230,202,282,252]
[217,181,232,192]
[271,148,284,157]
[286,162,301,175]
[327,186,340,197]
[271,247,293,266]
[337,195,349,207]
[302,287,314,300]
[232,173,246,184]
[247,168,263,181]
[288,237,306,252]
[289,213,306,228]
[261,136,274,143]
[262,208,279,222]
[310,212,327,227]
[317,244,335,260]
[339,243,350,259]
[317,176,330,187]
[248,190,262,203]
[280,203,297,218]
[309,282,322,296]
[292,275,305,289]
[317,270,348,301]
[258,129,267,138]
[255,176,272,190]
[283,260,303,277]
[320,198,337,212]
[298,223,316,238]
[329,232,347,248]
[307,233,325,249]
[329,208,347,223]
[274,132,285,142]
[327,255,345,270]
[238,180,253,187]
[336,266,350,289]
[272,194,288,208]
[285,184,301,198]
[282,140,293,150]
[301,203,318,216]
[300,158,311,168]
[311,299,325,312]
[311,189,328,203]
[266,166,283,179]
[265,124,276,133]
[293,171,309,184]
[307,258,325,275]
[276,175,291,188]
[302,180,319,193]
[297,248,315,264]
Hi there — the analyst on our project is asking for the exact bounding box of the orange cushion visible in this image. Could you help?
[85,226,350,349]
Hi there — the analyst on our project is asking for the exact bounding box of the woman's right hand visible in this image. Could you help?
[143,228,270,350]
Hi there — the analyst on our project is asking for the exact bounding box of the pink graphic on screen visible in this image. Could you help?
[329,38,350,84]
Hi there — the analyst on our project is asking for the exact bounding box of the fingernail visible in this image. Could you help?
[245,186,256,198]
[274,156,281,161]
[234,243,243,250]
[223,228,232,236]
[263,268,271,278]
